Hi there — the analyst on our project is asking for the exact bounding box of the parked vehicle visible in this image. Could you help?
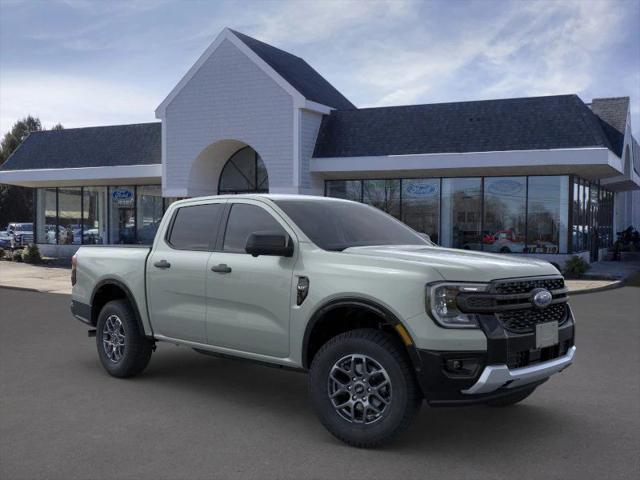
[71,195,576,447]
[4,223,34,249]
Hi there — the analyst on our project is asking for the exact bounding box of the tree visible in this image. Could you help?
[0,116,63,229]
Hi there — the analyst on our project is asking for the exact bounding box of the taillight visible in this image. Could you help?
[71,254,77,286]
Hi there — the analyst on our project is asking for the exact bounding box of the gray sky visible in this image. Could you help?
[1,0,639,137]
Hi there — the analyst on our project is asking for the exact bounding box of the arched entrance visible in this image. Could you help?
[186,140,269,197]
[218,146,269,194]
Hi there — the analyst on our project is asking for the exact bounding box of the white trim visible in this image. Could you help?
[155,28,306,117]
[293,108,300,187]
[0,164,161,187]
[311,147,622,176]
[302,100,333,114]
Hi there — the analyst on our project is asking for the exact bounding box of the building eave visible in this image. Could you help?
[0,164,162,188]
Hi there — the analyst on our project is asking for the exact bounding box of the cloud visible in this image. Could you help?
[0,72,158,132]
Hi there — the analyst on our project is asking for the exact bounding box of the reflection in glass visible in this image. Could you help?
[58,187,82,245]
[402,179,440,243]
[137,185,163,244]
[109,186,136,244]
[526,176,569,253]
[363,180,400,218]
[83,187,107,244]
[326,180,362,202]
[36,188,57,244]
[441,178,481,249]
[483,177,526,253]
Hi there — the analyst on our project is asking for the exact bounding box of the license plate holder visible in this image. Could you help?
[535,320,559,349]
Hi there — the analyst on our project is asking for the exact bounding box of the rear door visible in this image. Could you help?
[205,200,296,358]
[147,201,225,343]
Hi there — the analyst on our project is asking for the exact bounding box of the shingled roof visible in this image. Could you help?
[313,94,616,158]
[0,122,161,171]
[230,29,355,111]
[590,97,629,157]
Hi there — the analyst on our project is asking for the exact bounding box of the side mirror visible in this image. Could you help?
[245,232,293,257]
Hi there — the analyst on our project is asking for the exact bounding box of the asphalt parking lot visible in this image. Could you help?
[1,281,639,480]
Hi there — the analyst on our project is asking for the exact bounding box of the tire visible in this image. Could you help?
[309,328,422,448]
[487,386,536,407]
[96,299,153,378]
[500,247,511,254]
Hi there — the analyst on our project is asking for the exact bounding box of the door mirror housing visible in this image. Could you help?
[245,232,293,257]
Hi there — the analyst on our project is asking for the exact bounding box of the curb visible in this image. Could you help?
[0,284,71,295]
[567,280,625,296]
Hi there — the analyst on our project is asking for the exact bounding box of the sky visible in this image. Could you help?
[1,0,639,137]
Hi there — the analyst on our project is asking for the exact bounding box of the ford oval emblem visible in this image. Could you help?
[532,288,553,308]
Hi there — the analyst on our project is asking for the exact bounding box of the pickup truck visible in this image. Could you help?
[71,194,576,447]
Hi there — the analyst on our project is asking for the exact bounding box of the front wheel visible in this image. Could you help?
[96,299,153,378]
[309,329,421,448]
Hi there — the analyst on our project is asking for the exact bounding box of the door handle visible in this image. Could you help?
[153,260,171,269]
[211,263,232,274]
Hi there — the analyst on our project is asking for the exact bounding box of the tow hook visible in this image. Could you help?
[152,342,157,352]
[87,329,96,338]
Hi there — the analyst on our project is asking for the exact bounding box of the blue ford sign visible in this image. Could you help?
[112,189,133,200]
[405,182,438,197]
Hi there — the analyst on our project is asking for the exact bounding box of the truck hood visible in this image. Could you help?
[342,245,560,282]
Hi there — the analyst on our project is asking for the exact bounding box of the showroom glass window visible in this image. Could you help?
[57,188,82,245]
[83,187,107,245]
[109,186,136,244]
[325,180,362,202]
[483,177,526,254]
[362,180,401,218]
[441,178,482,249]
[137,185,164,244]
[36,188,57,244]
[401,179,440,243]
[526,176,569,253]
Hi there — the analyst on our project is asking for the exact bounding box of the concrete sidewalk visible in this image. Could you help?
[0,262,72,294]
[1,260,638,297]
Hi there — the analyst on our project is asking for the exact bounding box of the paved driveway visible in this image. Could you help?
[1,283,639,480]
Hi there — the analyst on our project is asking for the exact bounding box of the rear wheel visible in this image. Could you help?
[487,386,536,407]
[309,329,421,448]
[96,299,153,378]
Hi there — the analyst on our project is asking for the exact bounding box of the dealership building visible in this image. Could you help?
[1,28,639,265]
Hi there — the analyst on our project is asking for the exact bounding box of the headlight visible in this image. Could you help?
[426,282,488,328]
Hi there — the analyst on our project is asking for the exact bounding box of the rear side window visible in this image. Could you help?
[167,203,223,251]
[223,204,286,253]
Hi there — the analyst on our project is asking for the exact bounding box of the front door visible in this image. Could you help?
[147,201,225,343]
[205,200,295,358]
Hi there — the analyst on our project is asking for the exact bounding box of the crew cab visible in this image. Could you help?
[71,195,576,447]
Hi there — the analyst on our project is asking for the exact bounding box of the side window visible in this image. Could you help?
[223,204,286,253]
[167,203,223,251]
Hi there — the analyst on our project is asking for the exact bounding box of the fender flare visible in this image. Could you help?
[301,297,422,370]
[90,279,151,337]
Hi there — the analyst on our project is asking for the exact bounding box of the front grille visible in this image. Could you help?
[507,339,573,369]
[497,303,568,333]
[494,277,565,295]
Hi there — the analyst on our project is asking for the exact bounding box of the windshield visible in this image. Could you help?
[274,199,430,251]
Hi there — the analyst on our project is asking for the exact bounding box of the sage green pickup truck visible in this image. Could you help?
[71,194,575,447]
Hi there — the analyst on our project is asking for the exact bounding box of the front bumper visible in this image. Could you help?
[461,345,575,395]
[415,307,575,406]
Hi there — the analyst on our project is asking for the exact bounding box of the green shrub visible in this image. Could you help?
[21,244,42,264]
[563,255,590,277]
[11,250,23,262]
[0,249,5,260]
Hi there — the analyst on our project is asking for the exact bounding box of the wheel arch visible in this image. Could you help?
[302,297,422,371]
[90,279,149,337]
